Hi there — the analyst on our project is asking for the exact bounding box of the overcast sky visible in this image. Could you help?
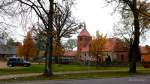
[72,0,118,37]
[13,0,149,45]
[13,0,117,41]
[71,0,149,45]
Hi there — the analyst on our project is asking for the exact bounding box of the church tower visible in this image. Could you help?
[77,24,92,61]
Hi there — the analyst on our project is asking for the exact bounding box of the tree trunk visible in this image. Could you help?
[44,0,54,76]
[129,2,141,73]
[44,37,53,76]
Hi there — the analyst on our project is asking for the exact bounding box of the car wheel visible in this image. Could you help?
[10,64,14,67]
[8,64,12,67]
[7,64,11,67]
[24,64,28,67]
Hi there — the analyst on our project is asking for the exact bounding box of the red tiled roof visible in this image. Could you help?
[64,50,75,57]
[102,38,117,51]
[78,28,91,37]
[102,38,128,52]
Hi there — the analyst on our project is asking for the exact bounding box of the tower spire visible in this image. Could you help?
[83,22,86,29]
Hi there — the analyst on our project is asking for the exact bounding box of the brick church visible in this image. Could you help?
[76,26,129,63]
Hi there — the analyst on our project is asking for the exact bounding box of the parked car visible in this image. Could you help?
[7,57,31,67]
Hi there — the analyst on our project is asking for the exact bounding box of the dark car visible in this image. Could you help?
[7,57,31,67]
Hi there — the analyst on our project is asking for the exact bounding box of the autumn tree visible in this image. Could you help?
[106,0,150,73]
[22,31,36,61]
[16,42,24,57]
[52,41,64,63]
[89,31,107,65]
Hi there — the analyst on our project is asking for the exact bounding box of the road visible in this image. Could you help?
[1,75,150,84]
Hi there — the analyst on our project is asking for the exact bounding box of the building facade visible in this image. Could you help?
[77,27,92,61]
[102,38,128,63]
[76,28,129,63]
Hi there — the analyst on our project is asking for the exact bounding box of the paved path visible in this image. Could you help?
[0,73,42,80]
[1,75,150,84]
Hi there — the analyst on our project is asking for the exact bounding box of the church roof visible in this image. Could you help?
[102,38,128,52]
[78,28,91,37]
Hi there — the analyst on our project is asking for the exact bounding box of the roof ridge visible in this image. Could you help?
[78,28,91,37]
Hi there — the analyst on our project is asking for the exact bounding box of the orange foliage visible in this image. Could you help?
[18,31,36,60]
[16,43,24,57]
[89,31,107,56]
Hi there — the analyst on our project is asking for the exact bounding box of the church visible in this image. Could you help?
[76,26,129,63]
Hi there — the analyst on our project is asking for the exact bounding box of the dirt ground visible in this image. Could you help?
[0,61,8,68]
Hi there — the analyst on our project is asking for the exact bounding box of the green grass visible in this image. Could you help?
[1,70,150,82]
[0,64,150,75]
[1,64,150,82]
[53,64,128,72]
[0,64,44,75]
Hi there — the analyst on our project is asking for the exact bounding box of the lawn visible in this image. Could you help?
[21,70,150,80]
[0,64,150,75]
[1,70,150,82]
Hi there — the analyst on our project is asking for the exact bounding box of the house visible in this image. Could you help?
[140,45,150,61]
[0,45,16,60]
[0,41,21,60]
[61,50,76,64]
[36,50,76,64]
[140,45,150,67]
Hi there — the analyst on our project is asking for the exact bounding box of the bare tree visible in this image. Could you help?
[0,0,17,44]
[31,0,80,49]
[30,0,80,64]
[13,0,54,76]
[53,1,80,45]
[13,0,79,76]
[106,0,150,73]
